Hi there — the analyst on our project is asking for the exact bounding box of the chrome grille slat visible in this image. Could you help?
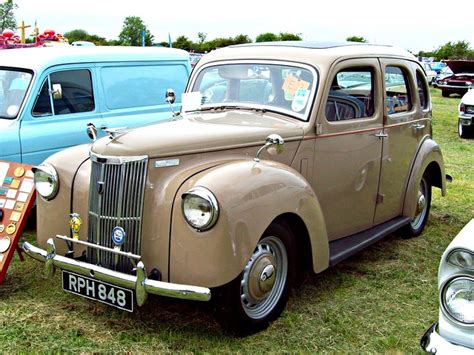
[87,153,148,273]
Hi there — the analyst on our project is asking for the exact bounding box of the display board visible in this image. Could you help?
[0,161,36,284]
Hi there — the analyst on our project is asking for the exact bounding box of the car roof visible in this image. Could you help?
[198,41,416,68]
[0,46,190,72]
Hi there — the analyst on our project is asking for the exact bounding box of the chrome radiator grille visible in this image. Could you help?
[87,153,148,273]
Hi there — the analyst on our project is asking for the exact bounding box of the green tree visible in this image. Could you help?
[279,32,302,41]
[0,0,17,32]
[118,16,154,46]
[64,29,109,45]
[197,32,207,44]
[256,32,279,42]
[173,35,193,50]
[434,41,474,60]
[346,36,367,43]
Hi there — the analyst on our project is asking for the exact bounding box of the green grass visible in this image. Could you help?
[1,89,473,352]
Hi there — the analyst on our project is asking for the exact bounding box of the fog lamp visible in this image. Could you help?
[447,249,474,270]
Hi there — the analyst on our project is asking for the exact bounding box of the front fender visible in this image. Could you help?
[169,159,329,288]
[403,138,446,218]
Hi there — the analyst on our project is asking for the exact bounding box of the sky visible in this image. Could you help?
[13,0,474,53]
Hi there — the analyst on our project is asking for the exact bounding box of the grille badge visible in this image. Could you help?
[112,226,126,246]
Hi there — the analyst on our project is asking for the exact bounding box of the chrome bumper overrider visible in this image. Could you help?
[22,238,211,305]
[420,323,473,354]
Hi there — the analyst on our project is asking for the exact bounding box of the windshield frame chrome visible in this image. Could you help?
[0,66,35,120]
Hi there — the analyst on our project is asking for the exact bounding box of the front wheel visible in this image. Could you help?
[403,177,431,238]
[214,222,296,335]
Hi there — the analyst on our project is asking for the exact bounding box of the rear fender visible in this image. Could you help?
[169,159,329,288]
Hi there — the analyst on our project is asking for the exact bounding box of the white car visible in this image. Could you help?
[422,62,437,85]
[458,89,474,139]
[421,219,474,352]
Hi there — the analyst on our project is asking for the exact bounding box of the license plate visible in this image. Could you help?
[62,270,134,312]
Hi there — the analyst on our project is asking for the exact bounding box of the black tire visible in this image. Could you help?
[402,177,431,238]
[458,119,474,139]
[213,222,296,335]
[441,90,450,98]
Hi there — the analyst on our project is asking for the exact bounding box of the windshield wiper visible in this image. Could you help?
[185,105,267,114]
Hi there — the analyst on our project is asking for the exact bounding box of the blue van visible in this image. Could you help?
[0,46,190,165]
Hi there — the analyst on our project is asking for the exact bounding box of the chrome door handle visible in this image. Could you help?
[374,130,388,138]
[411,123,425,130]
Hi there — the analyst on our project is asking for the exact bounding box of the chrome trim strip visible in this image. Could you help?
[56,235,141,260]
[89,151,148,165]
[421,322,473,353]
[22,240,211,303]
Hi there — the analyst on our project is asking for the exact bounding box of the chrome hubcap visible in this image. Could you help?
[240,236,288,320]
[416,193,426,215]
[411,179,428,230]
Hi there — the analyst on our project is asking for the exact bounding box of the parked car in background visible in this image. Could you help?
[431,61,447,74]
[421,219,474,352]
[422,62,437,84]
[189,53,204,68]
[458,88,474,138]
[0,46,190,165]
[24,42,448,334]
[433,66,454,88]
[71,41,95,47]
[437,60,474,97]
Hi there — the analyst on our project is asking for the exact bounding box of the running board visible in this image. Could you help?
[329,216,411,267]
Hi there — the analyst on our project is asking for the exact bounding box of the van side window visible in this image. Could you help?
[32,79,52,116]
[32,70,95,117]
[385,66,412,114]
[416,71,429,110]
[325,68,374,121]
[50,70,95,115]
[101,65,188,110]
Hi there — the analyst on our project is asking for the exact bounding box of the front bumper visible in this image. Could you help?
[420,323,473,354]
[22,238,211,306]
[459,114,473,126]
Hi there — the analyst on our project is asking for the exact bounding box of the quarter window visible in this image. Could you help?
[416,71,429,110]
[325,68,374,121]
[32,69,94,117]
[385,66,412,114]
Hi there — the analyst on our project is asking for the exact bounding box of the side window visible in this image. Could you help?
[32,79,52,116]
[384,66,412,114]
[32,70,94,117]
[101,65,188,110]
[50,70,94,115]
[416,71,429,110]
[325,68,374,122]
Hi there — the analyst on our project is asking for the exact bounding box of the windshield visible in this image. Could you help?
[191,63,317,120]
[0,69,32,119]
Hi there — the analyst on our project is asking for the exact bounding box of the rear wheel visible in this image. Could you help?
[403,177,431,238]
[214,222,296,335]
[441,90,450,97]
[458,119,474,139]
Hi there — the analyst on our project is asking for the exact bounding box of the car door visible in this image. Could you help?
[313,58,384,240]
[373,59,430,224]
[19,66,107,165]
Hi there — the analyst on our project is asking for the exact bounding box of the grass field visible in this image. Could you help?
[1,89,473,352]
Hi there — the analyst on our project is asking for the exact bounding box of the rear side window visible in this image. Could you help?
[101,65,188,110]
[416,71,429,110]
[32,69,95,117]
[325,68,374,121]
[385,66,412,114]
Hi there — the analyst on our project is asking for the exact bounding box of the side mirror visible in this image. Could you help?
[165,88,176,104]
[51,83,62,100]
[86,122,97,142]
[254,134,285,162]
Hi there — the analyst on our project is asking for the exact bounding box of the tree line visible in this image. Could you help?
[1,1,473,59]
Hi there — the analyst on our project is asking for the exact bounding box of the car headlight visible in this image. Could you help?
[441,277,474,324]
[32,163,59,200]
[182,187,219,231]
[447,249,474,270]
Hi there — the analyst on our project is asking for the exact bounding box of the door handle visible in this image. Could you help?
[373,130,388,139]
[411,123,425,130]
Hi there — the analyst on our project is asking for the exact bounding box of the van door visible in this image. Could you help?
[373,60,429,224]
[313,58,384,240]
[19,66,106,165]
[97,63,189,129]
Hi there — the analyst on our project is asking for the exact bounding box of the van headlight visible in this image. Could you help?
[182,187,219,231]
[33,163,59,200]
[441,277,474,324]
[447,249,474,270]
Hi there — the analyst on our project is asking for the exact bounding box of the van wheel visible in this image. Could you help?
[403,177,431,238]
[214,222,296,335]
[458,119,473,138]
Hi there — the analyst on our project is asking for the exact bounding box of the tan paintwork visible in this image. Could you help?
[35,43,447,289]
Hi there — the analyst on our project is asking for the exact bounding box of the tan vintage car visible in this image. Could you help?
[23,42,449,334]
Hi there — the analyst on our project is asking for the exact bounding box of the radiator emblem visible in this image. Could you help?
[97,181,105,194]
[112,226,126,246]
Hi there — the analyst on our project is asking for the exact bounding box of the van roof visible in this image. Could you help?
[0,46,190,72]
